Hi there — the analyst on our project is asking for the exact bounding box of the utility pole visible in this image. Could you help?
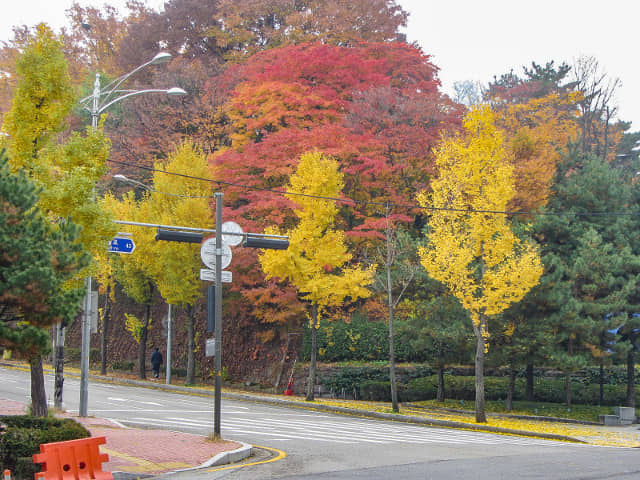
[214,192,223,438]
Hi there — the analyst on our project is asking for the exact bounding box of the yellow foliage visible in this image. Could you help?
[497,91,581,212]
[260,151,374,313]
[418,106,543,338]
[124,313,146,344]
[101,141,214,307]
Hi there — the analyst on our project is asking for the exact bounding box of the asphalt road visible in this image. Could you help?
[2,366,640,479]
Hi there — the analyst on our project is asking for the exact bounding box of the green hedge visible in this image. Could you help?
[320,365,433,399]
[302,317,428,363]
[362,375,640,406]
[0,416,90,480]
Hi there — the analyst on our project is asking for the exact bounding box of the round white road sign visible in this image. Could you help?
[221,221,243,247]
[200,238,232,270]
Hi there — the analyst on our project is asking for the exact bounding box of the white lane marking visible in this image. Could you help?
[131,417,210,428]
[221,427,359,444]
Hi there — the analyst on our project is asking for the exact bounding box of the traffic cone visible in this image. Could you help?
[4,469,11,480]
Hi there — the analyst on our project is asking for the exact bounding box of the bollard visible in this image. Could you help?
[4,469,11,480]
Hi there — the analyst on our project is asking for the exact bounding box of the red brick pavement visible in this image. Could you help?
[0,399,241,476]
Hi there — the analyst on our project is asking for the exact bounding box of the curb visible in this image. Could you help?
[0,361,585,444]
[197,442,252,468]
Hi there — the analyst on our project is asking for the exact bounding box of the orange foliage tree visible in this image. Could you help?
[486,62,581,212]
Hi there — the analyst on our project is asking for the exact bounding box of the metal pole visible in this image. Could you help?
[214,192,223,438]
[79,73,101,417]
[166,304,172,384]
[79,276,91,416]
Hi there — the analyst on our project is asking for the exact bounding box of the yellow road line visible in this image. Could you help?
[101,447,192,473]
[204,445,287,473]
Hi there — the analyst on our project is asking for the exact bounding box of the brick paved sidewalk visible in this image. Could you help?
[0,399,241,477]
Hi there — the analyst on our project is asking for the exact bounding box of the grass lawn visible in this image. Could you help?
[410,399,635,423]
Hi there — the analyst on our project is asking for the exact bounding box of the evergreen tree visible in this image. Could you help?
[0,152,89,416]
[534,153,640,405]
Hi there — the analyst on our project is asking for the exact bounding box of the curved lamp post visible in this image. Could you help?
[77,52,186,417]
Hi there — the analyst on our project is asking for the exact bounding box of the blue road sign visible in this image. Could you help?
[108,236,136,254]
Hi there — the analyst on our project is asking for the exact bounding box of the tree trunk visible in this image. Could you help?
[437,364,445,402]
[626,347,635,408]
[525,362,534,401]
[474,323,486,423]
[138,303,151,380]
[30,354,47,417]
[506,365,516,411]
[100,285,111,376]
[599,361,604,406]
[388,301,399,413]
[306,303,318,401]
[186,305,196,385]
[54,325,65,409]
[385,218,399,413]
[565,336,573,407]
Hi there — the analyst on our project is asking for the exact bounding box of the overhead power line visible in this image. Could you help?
[107,158,640,218]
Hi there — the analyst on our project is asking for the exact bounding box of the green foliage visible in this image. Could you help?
[0,152,89,355]
[415,399,617,423]
[0,415,89,479]
[2,25,114,270]
[319,365,434,399]
[360,380,407,402]
[301,315,442,363]
[398,374,639,406]
[111,360,135,372]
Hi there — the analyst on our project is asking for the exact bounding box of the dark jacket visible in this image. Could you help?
[151,350,163,366]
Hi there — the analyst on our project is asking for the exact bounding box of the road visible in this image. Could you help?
[2,366,640,479]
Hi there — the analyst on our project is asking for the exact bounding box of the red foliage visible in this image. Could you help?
[212,42,462,234]
[208,41,463,333]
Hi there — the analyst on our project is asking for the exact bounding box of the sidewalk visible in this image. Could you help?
[0,398,251,478]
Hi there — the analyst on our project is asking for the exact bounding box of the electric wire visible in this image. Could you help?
[107,158,640,218]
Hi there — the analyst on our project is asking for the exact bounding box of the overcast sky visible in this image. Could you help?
[2,0,639,129]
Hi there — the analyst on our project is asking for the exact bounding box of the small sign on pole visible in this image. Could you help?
[200,269,232,283]
[90,291,99,334]
[206,338,216,357]
[108,236,136,254]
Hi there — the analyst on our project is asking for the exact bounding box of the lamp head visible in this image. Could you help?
[167,87,187,96]
[150,52,172,65]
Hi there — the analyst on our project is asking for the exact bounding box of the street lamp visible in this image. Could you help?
[79,53,186,130]
[76,52,186,417]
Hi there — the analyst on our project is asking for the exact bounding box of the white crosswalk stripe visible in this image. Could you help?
[126,410,573,447]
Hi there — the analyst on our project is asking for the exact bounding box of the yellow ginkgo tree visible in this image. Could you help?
[102,141,214,383]
[260,151,375,401]
[417,106,543,423]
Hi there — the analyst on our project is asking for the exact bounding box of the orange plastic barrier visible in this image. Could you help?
[32,436,113,480]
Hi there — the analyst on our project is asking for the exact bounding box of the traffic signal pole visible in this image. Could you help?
[214,192,223,438]
[110,216,287,439]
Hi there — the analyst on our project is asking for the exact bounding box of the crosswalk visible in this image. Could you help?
[0,367,585,450]
[119,409,572,447]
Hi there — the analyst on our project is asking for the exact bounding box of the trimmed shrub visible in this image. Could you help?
[0,416,90,480]
[360,380,393,402]
[405,376,438,402]
[302,317,432,363]
[360,380,408,402]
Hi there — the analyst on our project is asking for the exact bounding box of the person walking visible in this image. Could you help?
[151,347,163,378]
